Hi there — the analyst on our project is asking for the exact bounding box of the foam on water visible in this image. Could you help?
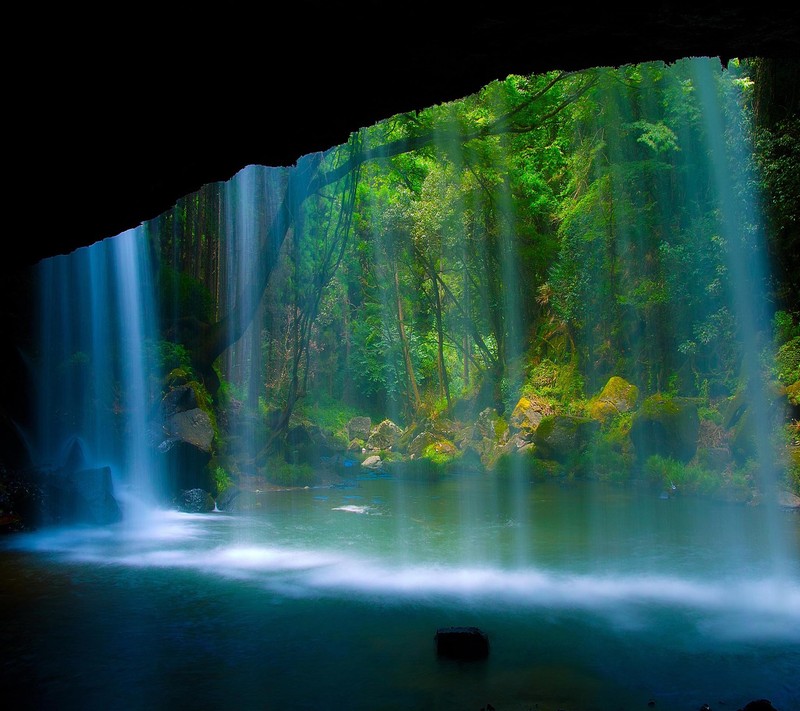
[5,514,799,643]
[332,504,372,514]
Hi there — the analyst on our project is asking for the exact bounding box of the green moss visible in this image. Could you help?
[641,393,681,416]
[643,454,744,498]
[787,445,800,495]
[523,358,584,404]
[300,398,361,435]
[786,380,800,407]
[265,458,316,487]
[587,376,639,421]
[213,465,232,496]
[775,336,800,385]
[150,340,194,376]
[421,440,458,466]
[386,458,448,481]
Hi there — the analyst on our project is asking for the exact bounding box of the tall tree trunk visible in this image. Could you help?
[432,270,451,408]
[394,262,421,414]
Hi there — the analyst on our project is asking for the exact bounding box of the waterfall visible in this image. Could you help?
[35,225,162,518]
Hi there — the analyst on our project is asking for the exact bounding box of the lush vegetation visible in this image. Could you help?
[102,58,800,500]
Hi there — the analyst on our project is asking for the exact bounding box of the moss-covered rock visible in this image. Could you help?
[587,376,640,422]
[407,431,439,459]
[629,394,700,463]
[422,439,458,465]
[453,407,508,469]
[786,380,800,408]
[533,415,600,463]
[366,419,403,451]
[776,336,800,385]
[509,394,554,438]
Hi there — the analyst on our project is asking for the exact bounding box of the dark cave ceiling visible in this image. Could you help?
[10,5,800,270]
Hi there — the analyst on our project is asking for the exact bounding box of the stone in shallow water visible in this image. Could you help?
[434,626,489,660]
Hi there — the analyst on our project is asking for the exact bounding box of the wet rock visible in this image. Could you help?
[737,700,777,711]
[45,465,122,525]
[215,484,261,512]
[587,376,640,421]
[366,419,403,451]
[174,488,215,513]
[346,416,371,442]
[361,455,383,470]
[162,408,214,453]
[475,407,506,441]
[534,415,599,462]
[720,387,789,465]
[434,626,489,660]
[778,489,800,509]
[509,394,554,438]
[407,431,437,459]
[161,384,199,417]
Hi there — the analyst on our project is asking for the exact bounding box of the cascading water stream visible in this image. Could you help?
[34,226,162,522]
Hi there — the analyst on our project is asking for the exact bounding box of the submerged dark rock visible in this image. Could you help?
[434,626,489,660]
[738,701,778,711]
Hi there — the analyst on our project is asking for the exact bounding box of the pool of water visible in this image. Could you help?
[2,475,799,710]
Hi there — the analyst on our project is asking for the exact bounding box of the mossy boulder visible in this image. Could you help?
[533,415,600,463]
[454,407,508,469]
[476,407,508,441]
[719,387,790,464]
[407,431,439,459]
[509,394,554,438]
[786,380,799,408]
[775,335,800,385]
[366,419,403,451]
[587,376,640,422]
[156,383,216,498]
[630,394,699,463]
[346,416,371,442]
[421,439,458,465]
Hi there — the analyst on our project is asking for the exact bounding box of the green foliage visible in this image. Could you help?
[299,398,361,435]
[149,341,194,378]
[421,441,458,466]
[644,455,757,501]
[158,265,214,324]
[775,336,800,385]
[786,443,800,495]
[213,465,232,496]
[265,457,316,487]
[629,119,680,153]
[585,439,631,482]
[773,310,800,345]
[524,358,585,405]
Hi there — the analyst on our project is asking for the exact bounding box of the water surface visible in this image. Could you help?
[2,476,799,710]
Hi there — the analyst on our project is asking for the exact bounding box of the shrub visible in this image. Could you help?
[213,465,232,496]
[265,458,316,487]
[643,454,721,496]
[775,336,800,385]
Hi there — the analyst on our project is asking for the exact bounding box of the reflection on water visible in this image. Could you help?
[2,478,799,710]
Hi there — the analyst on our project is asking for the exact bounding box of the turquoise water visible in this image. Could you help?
[2,476,799,710]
